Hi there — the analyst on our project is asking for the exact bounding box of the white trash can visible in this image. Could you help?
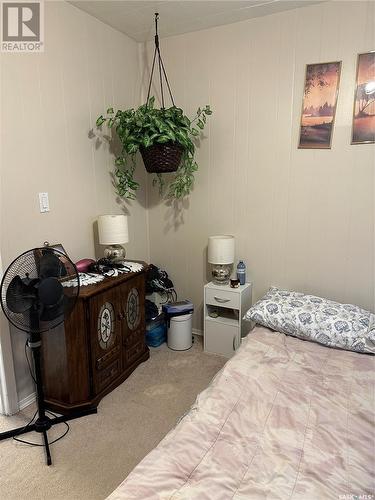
[167,313,193,350]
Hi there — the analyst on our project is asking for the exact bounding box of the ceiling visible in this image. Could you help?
[70,1,324,42]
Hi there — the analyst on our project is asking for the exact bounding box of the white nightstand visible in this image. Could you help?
[204,281,253,358]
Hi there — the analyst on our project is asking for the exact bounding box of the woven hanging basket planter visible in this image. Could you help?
[140,141,184,173]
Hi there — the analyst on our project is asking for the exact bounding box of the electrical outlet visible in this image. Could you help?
[38,192,50,213]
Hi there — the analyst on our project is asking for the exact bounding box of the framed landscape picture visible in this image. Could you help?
[298,61,341,149]
[352,51,375,144]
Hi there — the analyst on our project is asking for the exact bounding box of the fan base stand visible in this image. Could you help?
[0,323,97,466]
[34,416,52,432]
[0,407,97,465]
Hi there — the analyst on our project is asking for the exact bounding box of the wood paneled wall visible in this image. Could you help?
[145,1,375,331]
[0,1,149,402]
[0,1,149,266]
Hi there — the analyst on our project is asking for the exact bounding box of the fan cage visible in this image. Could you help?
[0,247,79,334]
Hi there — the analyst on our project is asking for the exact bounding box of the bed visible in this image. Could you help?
[108,325,374,499]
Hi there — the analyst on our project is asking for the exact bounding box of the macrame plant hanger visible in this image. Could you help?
[140,13,184,174]
[146,13,175,109]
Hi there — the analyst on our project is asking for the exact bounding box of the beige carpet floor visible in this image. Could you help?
[0,336,226,500]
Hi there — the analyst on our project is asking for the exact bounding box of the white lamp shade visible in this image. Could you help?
[208,235,235,264]
[98,215,129,245]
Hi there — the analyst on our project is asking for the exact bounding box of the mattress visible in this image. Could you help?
[107,326,375,499]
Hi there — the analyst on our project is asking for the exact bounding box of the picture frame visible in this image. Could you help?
[298,61,342,149]
[351,51,375,145]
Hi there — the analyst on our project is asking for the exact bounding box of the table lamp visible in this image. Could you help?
[98,215,129,263]
[208,235,235,285]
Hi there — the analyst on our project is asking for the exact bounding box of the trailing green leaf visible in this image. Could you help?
[96,115,106,127]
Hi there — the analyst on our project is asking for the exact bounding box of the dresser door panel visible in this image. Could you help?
[118,276,146,368]
[88,288,122,393]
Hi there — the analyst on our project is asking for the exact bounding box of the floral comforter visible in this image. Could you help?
[107,326,375,500]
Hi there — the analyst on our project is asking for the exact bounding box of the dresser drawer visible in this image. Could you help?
[96,344,121,371]
[125,341,145,366]
[95,357,121,393]
[205,287,239,309]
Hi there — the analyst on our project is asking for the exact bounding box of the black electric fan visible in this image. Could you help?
[0,247,97,465]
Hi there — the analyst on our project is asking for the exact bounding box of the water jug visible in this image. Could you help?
[237,260,246,285]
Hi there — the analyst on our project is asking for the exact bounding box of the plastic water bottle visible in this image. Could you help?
[237,260,246,285]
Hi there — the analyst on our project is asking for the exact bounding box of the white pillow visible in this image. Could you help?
[244,287,375,354]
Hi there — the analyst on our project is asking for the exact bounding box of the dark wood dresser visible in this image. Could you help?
[41,265,149,415]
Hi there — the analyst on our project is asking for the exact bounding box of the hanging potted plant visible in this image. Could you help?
[96,98,211,199]
[95,13,212,200]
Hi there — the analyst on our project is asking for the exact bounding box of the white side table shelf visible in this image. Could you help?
[204,282,253,358]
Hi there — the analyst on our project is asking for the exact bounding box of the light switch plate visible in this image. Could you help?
[38,192,49,213]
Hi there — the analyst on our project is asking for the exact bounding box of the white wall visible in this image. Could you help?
[145,0,375,331]
[0,1,149,403]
